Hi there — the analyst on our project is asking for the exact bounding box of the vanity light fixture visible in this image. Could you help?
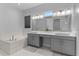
[36,16,39,19]
[39,15,44,19]
[32,16,35,19]
[31,16,35,19]
[33,15,42,19]
[35,16,39,19]
[32,16,38,20]
[56,11,61,16]
[61,10,66,16]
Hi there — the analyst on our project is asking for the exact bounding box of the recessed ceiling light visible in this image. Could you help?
[61,11,66,16]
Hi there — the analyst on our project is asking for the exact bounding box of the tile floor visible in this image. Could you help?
[0,46,65,56]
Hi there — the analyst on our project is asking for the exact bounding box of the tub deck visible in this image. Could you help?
[0,33,27,55]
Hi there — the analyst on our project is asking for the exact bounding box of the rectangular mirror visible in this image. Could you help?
[32,15,71,32]
[53,15,71,32]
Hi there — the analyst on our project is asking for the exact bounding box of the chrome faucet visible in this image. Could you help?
[10,35,16,41]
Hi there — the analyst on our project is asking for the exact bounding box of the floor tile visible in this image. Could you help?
[0,46,66,56]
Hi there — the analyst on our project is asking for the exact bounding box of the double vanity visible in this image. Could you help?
[27,31,76,56]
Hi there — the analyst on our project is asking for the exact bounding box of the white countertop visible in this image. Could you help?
[29,31,76,37]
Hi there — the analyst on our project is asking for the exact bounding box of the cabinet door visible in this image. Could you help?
[62,40,76,56]
[51,38,63,52]
[33,34,40,47]
[27,34,34,45]
[51,37,76,56]
[43,37,51,48]
[28,34,41,47]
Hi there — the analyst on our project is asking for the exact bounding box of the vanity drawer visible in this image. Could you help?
[27,34,41,47]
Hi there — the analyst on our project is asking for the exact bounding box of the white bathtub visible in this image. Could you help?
[0,33,27,55]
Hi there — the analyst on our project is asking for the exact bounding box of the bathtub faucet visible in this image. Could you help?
[10,35,16,41]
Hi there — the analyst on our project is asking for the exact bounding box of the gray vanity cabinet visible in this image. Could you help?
[51,36,76,56]
[27,34,40,47]
[27,33,76,56]
[62,39,76,56]
[51,38,63,52]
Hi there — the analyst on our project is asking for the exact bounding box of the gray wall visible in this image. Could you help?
[0,4,24,33]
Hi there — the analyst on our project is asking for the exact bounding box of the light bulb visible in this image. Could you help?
[61,11,66,16]
[35,16,38,19]
[36,16,39,19]
[39,15,44,19]
[32,16,35,19]
[56,11,61,16]
[32,16,37,19]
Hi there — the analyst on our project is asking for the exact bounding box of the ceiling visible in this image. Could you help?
[0,3,74,11]
[0,3,42,10]
[15,3,42,10]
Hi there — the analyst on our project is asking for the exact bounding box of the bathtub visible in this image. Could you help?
[0,33,27,55]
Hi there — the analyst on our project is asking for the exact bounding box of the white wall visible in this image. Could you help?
[0,4,24,34]
[73,4,79,56]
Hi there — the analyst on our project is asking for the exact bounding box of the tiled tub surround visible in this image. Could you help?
[0,33,27,55]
